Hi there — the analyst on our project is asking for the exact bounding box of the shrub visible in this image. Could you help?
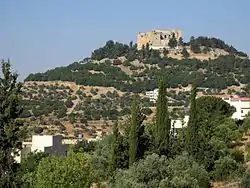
[64,99,74,108]
[34,126,44,134]
[113,59,122,65]
[123,60,131,67]
[212,156,244,181]
[142,107,153,116]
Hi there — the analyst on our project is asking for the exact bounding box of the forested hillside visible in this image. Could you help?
[21,37,250,138]
[25,38,250,93]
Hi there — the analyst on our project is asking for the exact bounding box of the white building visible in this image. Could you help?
[14,135,68,163]
[197,93,250,120]
[221,96,250,120]
[145,89,159,103]
[171,115,189,129]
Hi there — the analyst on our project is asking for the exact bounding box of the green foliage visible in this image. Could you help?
[109,153,210,188]
[129,97,145,166]
[0,60,25,187]
[243,117,250,134]
[187,85,199,158]
[155,79,171,156]
[181,47,190,58]
[168,33,178,48]
[91,40,129,60]
[19,152,48,187]
[241,169,250,188]
[25,53,250,93]
[64,98,74,108]
[189,36,247,57]
[123,60,131,66]
[36,151,92,188]
[141,107,153,116]
[194,97,237,171]
[212,156,244,181]
[110,121,119,172]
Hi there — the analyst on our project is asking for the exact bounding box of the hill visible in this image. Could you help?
[22,36,250,138]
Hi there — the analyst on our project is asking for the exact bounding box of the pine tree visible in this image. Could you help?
[168,33,178,48]
[155,79,171,156]
[109,121,119,173]
[187,84,199,157]
[129,97,145,166]
[0,60,25,187]
[182,47,190,58]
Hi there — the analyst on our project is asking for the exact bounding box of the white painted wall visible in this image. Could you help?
[222,97,250,120]
[171,115,189,129]
[31,135,54,152]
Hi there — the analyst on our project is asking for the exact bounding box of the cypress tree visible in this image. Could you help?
[155,79,171,156]
[129,97,145,166]
[187,84,199,157]
[109,121,119,173]
[0,60,25,187]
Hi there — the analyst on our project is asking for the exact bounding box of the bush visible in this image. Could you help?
[113,59,122,65]
[64,99,74,108]
[241,169,250,188]
[34,126,44,134]
[230,148,244,163]
[142,107,153,116]
[212,156,244,181]
[123,60,131,67]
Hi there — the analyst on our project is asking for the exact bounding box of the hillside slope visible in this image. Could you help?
[22,37,250,139]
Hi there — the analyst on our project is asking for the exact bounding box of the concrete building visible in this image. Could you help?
[221,96,250,120]
[137,29,182,50]
[146,89,159,103]
[14,135,68,163]
[171,115,189,129]
[197,93,250,120]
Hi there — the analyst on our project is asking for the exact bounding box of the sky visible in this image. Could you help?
[0,0,249,80]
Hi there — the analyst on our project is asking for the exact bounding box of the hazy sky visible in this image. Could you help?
[0,0,249,80]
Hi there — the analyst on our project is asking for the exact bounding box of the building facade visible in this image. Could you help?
[197,93,250,120]
[137,29,182,50]
[221,96,250,120]
[145,89,159,103]
[14,135,68,163]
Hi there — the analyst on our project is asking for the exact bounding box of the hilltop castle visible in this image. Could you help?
[137,29,182,50]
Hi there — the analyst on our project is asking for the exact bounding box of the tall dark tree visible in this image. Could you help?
[163,48,169,57]
[145,43,150,59]
[155,79,171,156]
[129,97,145,166]
[109,121,119,173]
[178,37,184,47]
[0,60,25,187]
[181,47,190,58]
[168,33,178,48]
[187,85,199,157]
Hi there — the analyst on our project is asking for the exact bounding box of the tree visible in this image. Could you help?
[241,169,250,188]
[212,156,244,181]
[19,152,48,187]
[195,96,236,171]
[155,79,171,156]
[163,48,169,57]
[109,153,210,188]
[187,85,199,158]
[181,47,190,58]
[110,121,119,172]
[243,117,250,134]
[178,37,184,47]
[168,33,178,48]
[129,97,145,166]
[0,60,25,187]
[36,151,92,188]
